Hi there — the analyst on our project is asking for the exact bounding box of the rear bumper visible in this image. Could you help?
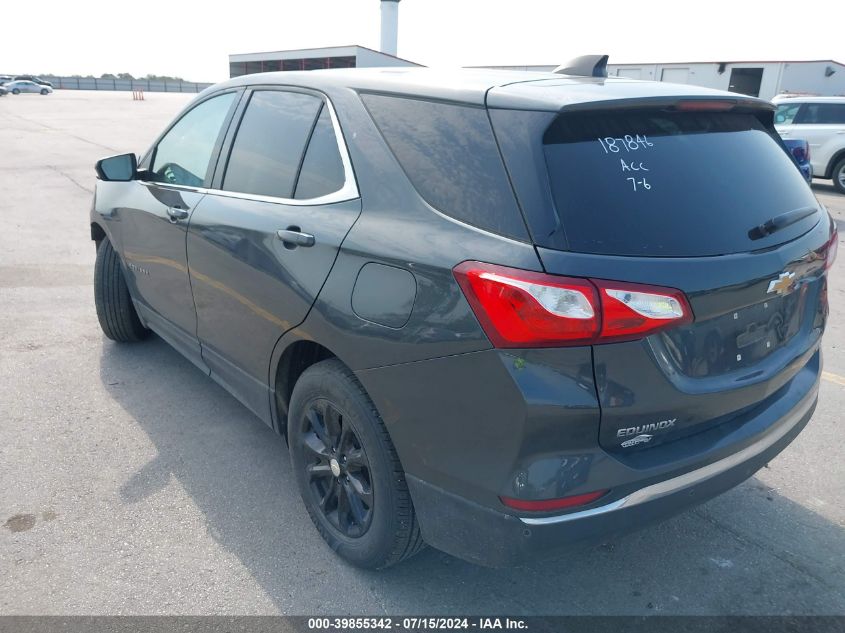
[407,377,817,567]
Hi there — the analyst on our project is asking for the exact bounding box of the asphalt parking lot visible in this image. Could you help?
[1,90,844,615]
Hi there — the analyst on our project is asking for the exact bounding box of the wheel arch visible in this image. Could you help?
[824,148,845,180]
[270,335,349,437]
[90,221,107,247]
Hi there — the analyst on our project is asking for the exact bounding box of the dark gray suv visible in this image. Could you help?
[90,68,836,568]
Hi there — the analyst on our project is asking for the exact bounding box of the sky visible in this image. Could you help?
[2,0,843,81]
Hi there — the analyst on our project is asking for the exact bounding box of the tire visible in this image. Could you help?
[11,89,19,95]
[94,239,149,342]
[40,89,48,95]
[288,359,425,569]
[832,157,845,194]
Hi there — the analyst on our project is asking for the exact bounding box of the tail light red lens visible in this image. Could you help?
[826,226,838,271]
[453,261,693,348]
[789,140,810,163]
[500,490,608,512]
[597,280,692,341]
[453,262,600,347]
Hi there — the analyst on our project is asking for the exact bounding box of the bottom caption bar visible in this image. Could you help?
[1,616,844,633]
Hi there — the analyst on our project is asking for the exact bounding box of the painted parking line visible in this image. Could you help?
[822,371,845,388]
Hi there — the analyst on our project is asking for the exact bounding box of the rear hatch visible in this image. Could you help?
[488,81,833,453]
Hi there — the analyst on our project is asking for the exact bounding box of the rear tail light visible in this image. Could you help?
[826,225,838,271]
[790,140,810,163]
[500,490,609,512]
[453,261,693,348]
[453,263,599,347]
[599,280,691,340]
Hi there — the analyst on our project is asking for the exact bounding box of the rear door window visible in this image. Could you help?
[543,110,819,257]
[362,93,528,241]
[794,103,845,124]
[223,90,322,199]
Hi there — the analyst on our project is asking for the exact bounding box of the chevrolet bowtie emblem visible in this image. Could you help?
[767,272,797,296]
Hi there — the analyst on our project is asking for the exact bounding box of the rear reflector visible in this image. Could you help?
[500,490,608,512]
[453,261,693,348]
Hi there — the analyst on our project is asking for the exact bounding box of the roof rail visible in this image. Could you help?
[553,55,609,78]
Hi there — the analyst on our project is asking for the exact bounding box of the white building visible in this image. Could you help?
[228,44,420,78]
[609,60,845,100]
[227,0,845,102]
[477,60,845,101]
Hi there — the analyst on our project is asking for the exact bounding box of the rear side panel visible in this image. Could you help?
[358,347,600,507]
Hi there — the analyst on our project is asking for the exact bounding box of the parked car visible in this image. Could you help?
[90,68,835,569]
[13,75,52,87]
[0,75,13,85]
[774,95,845,193]
[782,138,813,182]
[0,86,7,97]
[5,80,52,95]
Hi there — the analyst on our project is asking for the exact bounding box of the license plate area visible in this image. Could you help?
[663,287,807,378]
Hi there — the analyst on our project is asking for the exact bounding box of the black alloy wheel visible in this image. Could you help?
[287,359,424,568]
[300,398,374,538]
[833,157,845,194]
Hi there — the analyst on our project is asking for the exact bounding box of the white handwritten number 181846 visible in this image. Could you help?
[597,135,654,153]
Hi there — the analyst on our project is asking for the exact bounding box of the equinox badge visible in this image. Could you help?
[617,418,677,446]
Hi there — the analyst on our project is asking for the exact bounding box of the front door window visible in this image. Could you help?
[150,92,236,187]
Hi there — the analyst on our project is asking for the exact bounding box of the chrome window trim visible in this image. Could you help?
[520,379,818,526]
[140,92,359,207]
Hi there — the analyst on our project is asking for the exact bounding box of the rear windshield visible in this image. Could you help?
[543,110,819,257]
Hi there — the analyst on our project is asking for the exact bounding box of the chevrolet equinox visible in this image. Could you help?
[90,67,836,568]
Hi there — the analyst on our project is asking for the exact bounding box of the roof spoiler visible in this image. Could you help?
[553,55,609,78]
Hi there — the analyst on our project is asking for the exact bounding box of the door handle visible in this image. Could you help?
[276,228,315,248]
[166,207,189,222]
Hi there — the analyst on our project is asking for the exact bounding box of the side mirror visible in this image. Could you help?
[95,153,137,181]
[775,114,786,124]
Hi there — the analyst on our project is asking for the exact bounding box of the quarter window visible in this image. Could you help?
[223,90,322,199]
[151,92,236,187]
[294,106,346,199]
[361,93,527,240]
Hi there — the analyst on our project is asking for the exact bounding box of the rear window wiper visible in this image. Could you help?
[748,206,817,240]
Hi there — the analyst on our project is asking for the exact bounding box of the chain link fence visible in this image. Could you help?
[41,76,213,93]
